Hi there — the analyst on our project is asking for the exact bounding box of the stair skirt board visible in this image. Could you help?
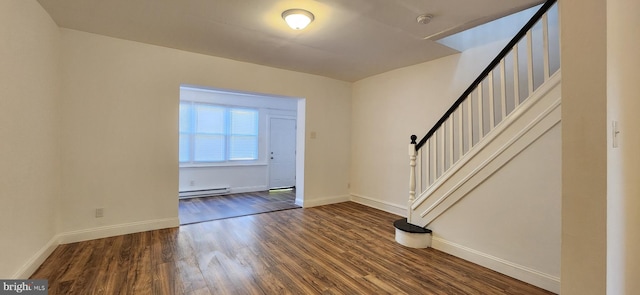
[394,218,432,248]
[179,187,230,199]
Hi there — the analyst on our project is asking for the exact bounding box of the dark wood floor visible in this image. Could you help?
[179,189,299,225]
[31,202,555,295]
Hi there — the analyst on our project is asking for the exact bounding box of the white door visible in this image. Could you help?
[269,117,296,189]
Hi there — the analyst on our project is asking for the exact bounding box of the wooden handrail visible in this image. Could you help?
[415,0,557,150]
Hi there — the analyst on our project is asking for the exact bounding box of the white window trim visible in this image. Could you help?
[180,101,261,167]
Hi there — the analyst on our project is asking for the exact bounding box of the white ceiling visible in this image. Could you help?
[37,0,544,82]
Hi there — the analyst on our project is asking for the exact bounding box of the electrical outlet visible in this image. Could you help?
[190,180,195,186]
[95,208,104,218]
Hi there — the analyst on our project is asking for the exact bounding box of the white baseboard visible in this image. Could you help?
[349,194,406,216]
[12,235,60,279]
[432,236,560,294]
[301,194,350,207]
[58,217,180,244]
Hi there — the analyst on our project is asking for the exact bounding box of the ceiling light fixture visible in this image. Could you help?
[282,9,315,30]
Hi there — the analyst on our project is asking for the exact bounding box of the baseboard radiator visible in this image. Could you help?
[179,187,230,199]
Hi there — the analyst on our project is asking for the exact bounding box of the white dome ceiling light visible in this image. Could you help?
[282,9,315,30]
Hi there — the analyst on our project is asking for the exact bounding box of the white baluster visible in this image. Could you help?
[457,107,463,159]
[408,135,417,220]
[466,96,473,149]
[488,71,495,129]
[430,136,437,183]
[416,148,423,196]
[500,59,507,119]
[542,12,550,80]
[438,127,445,177]
[526,30,534,95]
[477,84,484,139]
[447,116,454,170]
[513,44,520,107]
[424,139,430,186]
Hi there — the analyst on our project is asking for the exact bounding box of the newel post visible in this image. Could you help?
[408,135,417,220]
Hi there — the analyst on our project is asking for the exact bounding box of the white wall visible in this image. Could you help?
[180,165,268,193]
[560,0,608,294]
[0,0,61,278]
[58,28,352,237]
[607,0,640,293]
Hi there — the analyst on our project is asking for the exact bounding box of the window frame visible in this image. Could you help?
[179,101,260,167]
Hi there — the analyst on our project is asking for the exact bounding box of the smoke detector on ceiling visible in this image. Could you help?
[416,14,434,25]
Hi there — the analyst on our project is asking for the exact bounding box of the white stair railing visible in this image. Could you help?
[407,0,559,224]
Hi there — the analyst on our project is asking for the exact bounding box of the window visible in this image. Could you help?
[180,101,259,164]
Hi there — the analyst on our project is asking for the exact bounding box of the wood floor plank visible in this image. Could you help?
[175,257,209,293]
[57,240,97,282]
[31,201,556,295]
[152,262,181,295]
[94,269,128,295]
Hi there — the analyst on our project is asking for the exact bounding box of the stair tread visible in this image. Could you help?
[394,218,432,234]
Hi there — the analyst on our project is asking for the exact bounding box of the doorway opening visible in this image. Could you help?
[177,85,305,224]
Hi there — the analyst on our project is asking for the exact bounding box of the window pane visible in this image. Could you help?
[229,135,258,160]
[179,134,190,162]
[195,104,225,134]
[181,102,259,163]
[230,109,258,135]
[194,135,225,162]
[229,109,258,160]
[179,102,191,133]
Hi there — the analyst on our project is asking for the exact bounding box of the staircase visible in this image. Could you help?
[395,0,560,249]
